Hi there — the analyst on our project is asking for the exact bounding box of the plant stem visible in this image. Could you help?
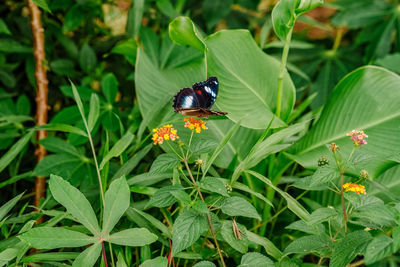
[28,0,49,214]
[88,128,106,208]
[179,147,226,267]
[332,26,344,52]
[276,27,293,118]
[101,241,109,267]
[340,171,348,233]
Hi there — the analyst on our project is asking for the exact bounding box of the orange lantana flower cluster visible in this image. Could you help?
[152,125,178,145]
[346,130,368,147]
[343,182,366,195]
[184,118,208,133]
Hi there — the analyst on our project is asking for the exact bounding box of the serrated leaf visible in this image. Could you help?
[245,231,282,260]
[221,196,260,220]
[330,230,372,267]
[39,137,80,157]
[170,190,191,205]
[308,207,338,225]
[148,185,184,208]
[364,234,393,264]
[221,220,248,253]
[139,256,168,267]
[293,166,339,190]
[102,177,130,235]
[49,174,101,235]
[351,204,397,229]
[283,235,332,257]
[33,154,82,177]
[19,227,95,249]
[286,220,325,235]
[99,132,134,170]
[149,153,180,173]
[199,177,228,196]
[172,209,208,255]
[238,252,274,267]
[106,228,157,246]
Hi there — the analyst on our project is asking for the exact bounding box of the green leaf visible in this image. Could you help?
[272,0,322,41]
[33,154,81,177]
[106,228,157,246]
[221,220,248,253]
[221,196,260,220]
[375,53,400,74]
[169,17,205,52]
[0,192,23,222]
[111,39,137,65]
[36,123,87,137]
[149,153,180,173]
[139,256,168,267]
[130,208,171,238]
[286,220,325,235]
[0,131,33,173]
[32,0,51,12]
[116,252,128,267]
[102,177,130,235]
[393,226,400,252]
[245,231,282,260]
[99,132,134,170]
[79,43,97,73]
[21,252,79,263]
[88,93,100,132]
[307,207,338,225]
[0,19,11,35]
[193,261,216,267]
[113,144,152,180]
[290,66,400,178]
[238,252,274,267]
[63,6,85,32]
[170,190,191,205]
[351,204,397,229]
[199,177,229,196]
[206,30,295,128]
[72,242,101,267]
[101,73,119,103]
[39,137,80,157]
[330,230,372,267]
[50,59,75,76]
[246,170,310,222]
[172,209,208,255]
[0,39,31,53]
[292,166,339,190]
[202,0,233,30]
[147,185,184,208]
[126,0,144,38]
[283,235,332,257]
[49,174,101,235]
[364,234,393,264]
[19,227,95,249]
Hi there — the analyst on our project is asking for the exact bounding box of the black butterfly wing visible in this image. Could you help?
[191,76,219,109]
[172,88,201,110]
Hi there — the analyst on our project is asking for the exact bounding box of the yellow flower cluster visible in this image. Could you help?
[343,182,366,195]
[184,118,207,133]
[152,125,178,145]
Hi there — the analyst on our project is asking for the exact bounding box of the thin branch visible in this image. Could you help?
[28,0,49,213]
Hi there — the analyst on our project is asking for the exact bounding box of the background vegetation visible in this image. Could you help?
[1,0,400,266]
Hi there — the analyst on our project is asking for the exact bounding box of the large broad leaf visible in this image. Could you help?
[19,227,95,249]
[72,242,101,267]
[206,30,295,128]
[102,177,130,235]
[238,252,274,267]
[49,174,101,235]
[290,66,400,178]
[135,45,259,168]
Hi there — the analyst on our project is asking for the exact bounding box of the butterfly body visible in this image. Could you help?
[173,77,227,118]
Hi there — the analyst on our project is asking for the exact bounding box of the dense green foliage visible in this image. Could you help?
[1,0,400,266]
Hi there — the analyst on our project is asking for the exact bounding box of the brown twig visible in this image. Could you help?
[28,0,49,214]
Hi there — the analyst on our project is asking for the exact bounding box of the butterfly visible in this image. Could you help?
[172,76,228,118]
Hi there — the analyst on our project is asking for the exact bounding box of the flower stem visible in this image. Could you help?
[186,130,194,159]
[340,171,348,233]
[179,146,226,267]
[276,27,293,118]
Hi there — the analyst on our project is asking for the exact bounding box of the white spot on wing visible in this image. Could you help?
[182,95,194,108]
[204,86,216,98]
